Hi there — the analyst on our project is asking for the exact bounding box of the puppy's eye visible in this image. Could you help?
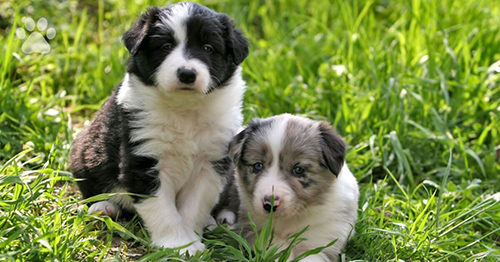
[252,162,264,173]
[293,166,305,176]
[204,44,214,53]
[163,43,174,51]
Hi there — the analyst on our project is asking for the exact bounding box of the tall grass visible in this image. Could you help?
[1,0,499,261]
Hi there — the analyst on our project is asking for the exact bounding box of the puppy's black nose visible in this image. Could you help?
[263,195,280,213]
[177,67,197,84]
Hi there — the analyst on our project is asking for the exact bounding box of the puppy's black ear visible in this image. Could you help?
[318,122,346,176]
[123,7,160,56]
[219,14,249,65]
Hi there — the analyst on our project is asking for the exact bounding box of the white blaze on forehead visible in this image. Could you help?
[160,3,191,44]
[253,118,292,202]
[266,117,289,164]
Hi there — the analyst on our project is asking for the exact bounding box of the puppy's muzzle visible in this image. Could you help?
[263,195,281,213]
[177,67,197,84]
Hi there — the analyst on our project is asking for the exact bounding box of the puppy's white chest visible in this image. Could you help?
[132,107,228,156]
[117,73,244,189]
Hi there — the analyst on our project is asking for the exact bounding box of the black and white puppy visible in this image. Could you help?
[214,114,359,261]
[70,2,248,255]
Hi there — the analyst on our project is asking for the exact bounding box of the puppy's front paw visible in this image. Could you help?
[216,209,236,228]
[179,240,206,256]
[153,233,205,256]
[204,216,218,231]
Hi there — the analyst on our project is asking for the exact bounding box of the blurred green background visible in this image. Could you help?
[1,0,499,261]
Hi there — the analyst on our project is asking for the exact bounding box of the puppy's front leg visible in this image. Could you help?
[176,165,223,233]
[134,176,205,255]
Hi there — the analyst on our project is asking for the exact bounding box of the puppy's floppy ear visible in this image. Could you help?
[318,121,346,176]
[123,7,160,56]
[228,128,249,166]
[219,14,249,65]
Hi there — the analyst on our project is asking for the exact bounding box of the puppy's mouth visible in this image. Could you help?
[252,200,305,218]
[156,81,210,94]
[175,84,212,95]
[178,86,194,91]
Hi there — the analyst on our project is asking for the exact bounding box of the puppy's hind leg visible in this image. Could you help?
[87,189,136,219]
[88,200,120,218]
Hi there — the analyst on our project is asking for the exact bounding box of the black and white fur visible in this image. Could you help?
[214,114,359,261]
[70,2,249,255]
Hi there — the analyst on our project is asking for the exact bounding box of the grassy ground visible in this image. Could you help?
[1,0,500,261]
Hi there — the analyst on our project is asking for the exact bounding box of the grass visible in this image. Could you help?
[1,0,500,260]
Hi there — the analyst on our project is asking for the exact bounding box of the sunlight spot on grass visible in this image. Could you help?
[331,64,347,76]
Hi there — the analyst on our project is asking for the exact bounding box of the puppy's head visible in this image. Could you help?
[230,114,346,218]
[123,2,249,94]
